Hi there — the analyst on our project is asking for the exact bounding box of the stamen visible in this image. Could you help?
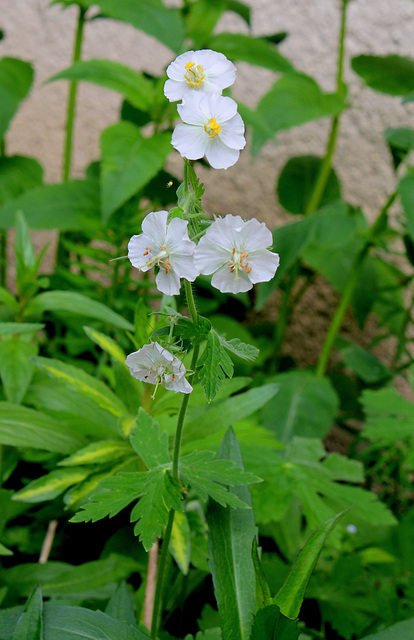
[204,117,221,139]
[184,61,205,88]
[164,260,171,274]
[143,247,152,256]
[232,248,235,255]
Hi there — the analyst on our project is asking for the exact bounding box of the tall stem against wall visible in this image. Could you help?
[62,5,86,183]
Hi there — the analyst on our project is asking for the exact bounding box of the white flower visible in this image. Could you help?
[194,214,280,294]
[172,93,245,170]
[128,210,199,296]
[126,342,193,394]
[164,49,236,103]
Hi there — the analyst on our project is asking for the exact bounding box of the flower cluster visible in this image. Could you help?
[126,342,192,395]
[128,211,279,296]
[165,50,246,170]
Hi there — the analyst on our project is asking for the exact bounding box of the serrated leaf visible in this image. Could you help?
[49,59,154,111]
[25,291,133,331]
[180,449,261,509]
[362,387,414,444]
[219,337,259,362]
[59,440,132,467]
[13,468,89,503]
[31,356,128,418]
[274,511,347,619]
[0,402,83,454]
[198,330,234,402]
[11,585,43,640]
[250,605,299,640]
[130,469,182,550]
[71,473,150,524]
[206,428,257,640]
[129,408,170,469]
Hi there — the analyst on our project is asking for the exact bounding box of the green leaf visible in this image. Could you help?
[274,511,347,619]
[49,59,154,111]
[105,581,137,628]
[180,449,261,508]
[13,468,89,503]
[0,57,34,139]
[362,387,414,444]
[82,0,184,53]
[100,123,171,221]
[0,156,43,206]
[209,33,293,73]
[59,440,132,466]
[250,605,299,640]
[277,155,341,215]
[83,326,126,363]
[219,337,259,362]
[184,384,279,442]
[351,54,414,97]
[129,408,170,469]
[261,371,339,442]
[206,428,257,640]
[169,510,191,575]
[186,0,225,47]
[25,291,133,331]
[0,340,37,404]
[11,585,43,640]
[0,402,83,454]
[198,329,234,402]
[130,469,183,550]
[384,127,414,169]
[31,356,129,418]
[250,73,345,155]
[399,173,414,243]
[225,0,250,25]
[0,323,44,337]
[1,180,101,230]
[339,342,391,384]
[361,618,414,640]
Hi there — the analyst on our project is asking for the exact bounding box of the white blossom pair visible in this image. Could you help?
[128,211,279,296]
[164,49,246,170]
[126,342,192,395]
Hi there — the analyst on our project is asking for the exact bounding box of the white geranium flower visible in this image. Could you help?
[126,342,193,395]
[194,214,280,294]
[128,210,199,296]
[172,93,245,170]
[164,49,236,102]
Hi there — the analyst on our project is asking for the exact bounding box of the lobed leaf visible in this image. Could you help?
[129,408,170,470]
[198,329,234,402]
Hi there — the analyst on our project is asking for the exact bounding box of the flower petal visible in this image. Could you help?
[128,234,155,272]
[209,94,238,122]
[166,51,196,81]
[211,263,252,294]
[239,218,274,252]
[141,211,168,248]
[248,250,280,284]
[155,267,181,296]
[164,373,193,394]
[219,113,246,150]
[205,136,240,170]
[169,254,199,281]
[178,93,210,125]
[194,237,229,274]
[164,78,186,102]
[172,122,208,160]
[166,218,195,254]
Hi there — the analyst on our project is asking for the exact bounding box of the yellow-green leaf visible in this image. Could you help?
[169,511,191,575]
[83,326,126,364]
[13,468,89,503]
[59,440,132,467]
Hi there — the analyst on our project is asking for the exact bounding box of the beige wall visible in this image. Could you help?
[1,0,414,229]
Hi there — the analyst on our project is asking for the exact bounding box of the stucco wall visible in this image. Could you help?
[2,0,414,228]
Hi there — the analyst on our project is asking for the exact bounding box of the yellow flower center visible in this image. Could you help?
[204,117,221,139]
[184,61,205,89]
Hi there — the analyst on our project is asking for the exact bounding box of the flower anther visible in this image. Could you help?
[184,61,206,88]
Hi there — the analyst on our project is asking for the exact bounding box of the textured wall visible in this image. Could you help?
[1,0,414,227]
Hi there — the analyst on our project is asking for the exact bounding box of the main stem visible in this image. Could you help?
[150,280,199,638]
[62,5,86,183]
[315,191,397,377]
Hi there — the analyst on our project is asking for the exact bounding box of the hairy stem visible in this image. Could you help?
[150,280,199,638]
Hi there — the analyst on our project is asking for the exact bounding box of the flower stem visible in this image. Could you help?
[62,5,86,183]
[315,191,397,377]
[150,280,199,638]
